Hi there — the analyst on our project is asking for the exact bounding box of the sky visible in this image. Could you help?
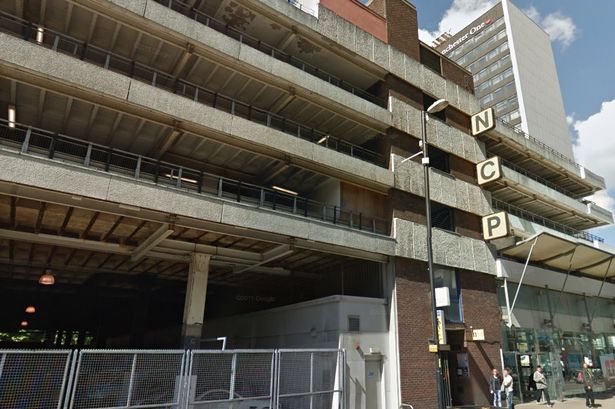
[297,0,615,245]
[411,0,615,246]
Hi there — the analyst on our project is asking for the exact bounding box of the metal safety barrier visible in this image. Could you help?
[276,349,345,409]
[0,350,74,409]
[187,350,275,409]
[0,10,384,167]
[0,119,390,236]
[0,349,346,409]
[68,350,186,409]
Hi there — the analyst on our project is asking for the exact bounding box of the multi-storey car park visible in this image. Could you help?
[0,0,612,408]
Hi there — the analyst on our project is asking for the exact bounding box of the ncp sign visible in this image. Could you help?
[482,211,510,240]
[476,156,502,185]
[471,108,495,136]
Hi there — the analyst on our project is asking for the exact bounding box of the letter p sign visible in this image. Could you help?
[482,211,510,240]
[471,108,495,136]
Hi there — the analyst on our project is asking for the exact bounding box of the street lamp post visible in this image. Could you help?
[402,99,449,409]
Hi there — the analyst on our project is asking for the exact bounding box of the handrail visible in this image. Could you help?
[0,11,383,166]
[492,198,604,243]
[0,119,390,236]
[156,0,386,107]
[497,117,580,170]
[499,158,576,197]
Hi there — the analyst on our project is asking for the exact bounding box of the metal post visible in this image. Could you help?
[176,167,183,188]
[309,352,314,409]
[0,352,6,380]
[126,354,138,406]
[21,127,32,153]
[84,143,92,167]
[58,351,76,409]
[135,156,141,179]
[422,110,444,409]
[504,278,512,328]
[229,353,237,401]
[269,352,276,409]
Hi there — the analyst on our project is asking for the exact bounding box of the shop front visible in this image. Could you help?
[499,287,615,401]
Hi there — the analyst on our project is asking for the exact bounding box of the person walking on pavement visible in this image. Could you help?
[489,368,503,407]
[533,366,553,407]
[581,362,595,408]
[503,367,514,409]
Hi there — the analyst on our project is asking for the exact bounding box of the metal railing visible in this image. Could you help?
[0,11,383,166]
[492,198,604,243]
[156,0,385,107]
[500,158,577,197]
[0,120,390,236]
[0,349,346,409]
[497,117,581,170]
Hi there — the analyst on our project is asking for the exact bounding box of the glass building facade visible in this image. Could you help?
[498,284,615,401]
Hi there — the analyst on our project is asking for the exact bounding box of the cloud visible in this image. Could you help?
[572,99,615,213]
[524,7,578,48]
[417,1,578,48]
[419,0,498,44]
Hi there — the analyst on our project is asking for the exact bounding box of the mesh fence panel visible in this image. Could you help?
[188,351,274,408]
[69,350,185,409]
[0,350,72,409]
[0,349,342,409]
[277,350,343,409]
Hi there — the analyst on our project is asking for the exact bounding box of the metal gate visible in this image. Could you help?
[0,349,345,409]
[68,350,186,409]
[0,350,74,409]
[276,349,345,409]
[186,350,275,409]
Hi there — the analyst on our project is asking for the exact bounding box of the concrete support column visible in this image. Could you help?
[181,253,210,349]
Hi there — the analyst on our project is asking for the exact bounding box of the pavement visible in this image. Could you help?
[515,392,615,409]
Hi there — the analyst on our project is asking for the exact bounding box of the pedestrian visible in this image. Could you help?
[533,366,553,407]
[581,362,595,408]
[502,367,514,409]
[489,368,503,407]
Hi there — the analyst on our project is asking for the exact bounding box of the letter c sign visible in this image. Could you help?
[482,212,510,240]
[477,156,502,185]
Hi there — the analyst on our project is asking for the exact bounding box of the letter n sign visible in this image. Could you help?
[477,156,502,185]
[471,107,495,136]
[482,211,510,240]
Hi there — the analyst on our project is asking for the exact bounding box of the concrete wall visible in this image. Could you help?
[312,179,341,207]
[241,0,480,116]
[0,33,394,192]
[0,148,396,256]
[489,120,605,189]
[501,166,614,226]
[389,96,487,164]
[394,218,496,274]
[320,0,387,42]
[503,0,574,158]
[392,155,492,217]
[86,0,392,128]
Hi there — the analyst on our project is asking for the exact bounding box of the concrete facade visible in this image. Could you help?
[0,0,612,409]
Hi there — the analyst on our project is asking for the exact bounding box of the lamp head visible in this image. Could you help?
[427,99,449,114]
